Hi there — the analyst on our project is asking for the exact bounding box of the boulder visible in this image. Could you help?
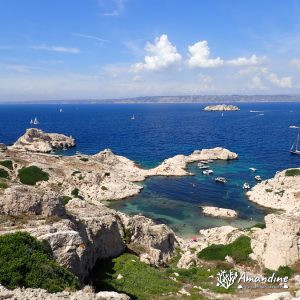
[200,206,238,218]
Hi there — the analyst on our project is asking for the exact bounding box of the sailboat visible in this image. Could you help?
[33,117,39,125]
[131,114,135,120]
[59,108,63,113]
[30,119,33,124]
[290,134,300,155]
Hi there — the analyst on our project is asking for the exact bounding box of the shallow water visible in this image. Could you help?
[0,102,299,236]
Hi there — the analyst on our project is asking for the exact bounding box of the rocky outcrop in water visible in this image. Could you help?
[200,206,238,218]
[203,104,240,111]
[10,128,75,153]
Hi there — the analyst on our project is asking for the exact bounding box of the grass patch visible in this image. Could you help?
[285,169,300,177]
[18,166,49,185]
[0,168,9,179]
[0,181,8,189]
[62,195,72,205]
[245,223,266,230]
[264,266,294,278]
[198,235,252,264]
[0,232,79,292]
[88,253,180,299]
[0,160,13,170]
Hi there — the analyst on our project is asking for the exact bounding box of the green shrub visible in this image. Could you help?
[18,166,49,185]
[0,232,79,292]
[245,223,266,230]
[71,188,79,197]
[264,266,294,278]
[0,168,9,179]
[101,186,108,191]
[285,169,300,177]
[0,160,13,170]
[79,158,89,162]
[198,235,252,263]
[0,182,8,189]
[71,171,81,176]
[265,189,273,193]
[62,196,72,205]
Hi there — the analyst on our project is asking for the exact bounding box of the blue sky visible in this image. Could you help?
[1,0,300,100]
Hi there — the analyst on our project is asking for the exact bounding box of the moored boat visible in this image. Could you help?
[249,167,257,172]
[215,177,227,183]
[255,175,262,181]
[203,169,213,175]
[290,134,300,155]
[243,182,250,189]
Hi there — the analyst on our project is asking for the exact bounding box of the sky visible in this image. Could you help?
[1,0,300,101]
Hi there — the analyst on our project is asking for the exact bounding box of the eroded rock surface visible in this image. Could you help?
[10,128,75,153]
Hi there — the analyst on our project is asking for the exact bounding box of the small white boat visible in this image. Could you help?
[207,159,214,163]
[249,167,257,172]
[221,112,224,117]
[215,177,227,183]
[199,165,209,169]
[243,183,250,189]
[255,175,262,181]
[250,110,264,113]
[30,119,33,124]
[203,169,213,175]
[289,125,300,129]
[131,114,135,120]
[33,117,39,125]
[59,108,63,113]
[200,160,208,164]
[258,113,264,116]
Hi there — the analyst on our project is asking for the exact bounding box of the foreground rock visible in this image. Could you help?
[0,284,130,300]
[10,128,75,152]
[203,104,240,111]
[247,168,300,270]
[200,206,238,218]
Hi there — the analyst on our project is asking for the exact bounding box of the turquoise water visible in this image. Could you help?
[0,102,299,236]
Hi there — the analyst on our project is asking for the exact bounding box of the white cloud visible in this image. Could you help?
[131,34,182,72]
[266,72,292,88]
[248,76,266,90]
[72,33,110,43]
[31,44,80,54]
[4,64,37,73]
[99,0,124,16]
[227,54,262,66]
[290,58,300,69]
[187,41,223,68]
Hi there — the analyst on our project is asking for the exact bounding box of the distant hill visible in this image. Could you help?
[1,94,300,104]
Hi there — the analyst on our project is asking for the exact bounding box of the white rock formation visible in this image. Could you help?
[247,169,300,212]
[0,284,130,300]
[203,104,240,111]
[10,128,75,153]
[201,206,238,218]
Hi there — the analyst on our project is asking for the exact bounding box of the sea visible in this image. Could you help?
[1,102,299,237]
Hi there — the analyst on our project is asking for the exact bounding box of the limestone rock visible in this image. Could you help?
[203,104,240,111]
[201,206,238,218]
[10,128,75,153]
[253,292,294,300]
[0,143,7,151]
[251,213,300,270]
[0,284,130,300]
[0,185,65,217]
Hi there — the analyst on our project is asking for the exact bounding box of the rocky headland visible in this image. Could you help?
[1,128,300,299]
[203,104,240,111]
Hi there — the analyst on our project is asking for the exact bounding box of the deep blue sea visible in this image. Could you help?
[1,103,299,236]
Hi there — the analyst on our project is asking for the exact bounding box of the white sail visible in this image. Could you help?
[33,117,39,125]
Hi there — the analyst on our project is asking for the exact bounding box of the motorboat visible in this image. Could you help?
[255,175,262,181]
[249,167,257,172]
[199,165,209,169]
[202,169,213,175]
[243,183,250,189]
[215,177,227,183]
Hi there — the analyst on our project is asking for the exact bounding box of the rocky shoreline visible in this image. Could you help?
[0,128,300,299]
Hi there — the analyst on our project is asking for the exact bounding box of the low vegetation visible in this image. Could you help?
[79,157,89,162]
[18,166,49,185]
[245,223,266,230]
[62,195,72,205]
[0,160,13,170]
[0,168,9,179]
[264,266,294,278]
[71,188,79,197]
[285,169,300,177]
[0,232,79,292]
[198,235,252,263]
[88,253,236,299]
[0,181,8,189]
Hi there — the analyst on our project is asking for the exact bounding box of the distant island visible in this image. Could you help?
[203,104,240,111]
